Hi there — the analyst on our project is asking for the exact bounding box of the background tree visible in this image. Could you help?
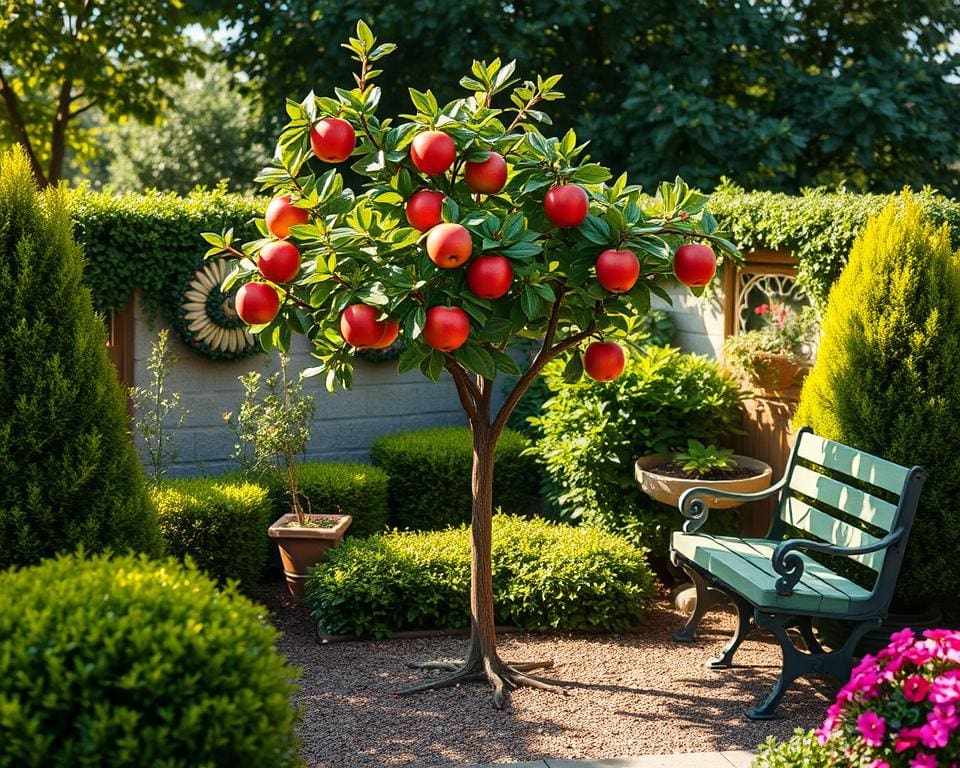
[208,0,960,194]
[205,22,737,706]
[0,0,209,186]
[0,146,161,568]
[86,61,269,195]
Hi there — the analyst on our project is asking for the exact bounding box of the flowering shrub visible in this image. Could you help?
[722,299,818,387]
[816,628,960,767]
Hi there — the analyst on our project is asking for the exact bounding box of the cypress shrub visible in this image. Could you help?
[370,426,538,531]
[150,478,273,592]
[0,148,160,567]
[795,193,960,608]
[0,552,299,767]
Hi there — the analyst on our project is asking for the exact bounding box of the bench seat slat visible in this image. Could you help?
[782,497,886,572]
[796,432,909,496]
[788,464,898,532]
[672,532,872,614]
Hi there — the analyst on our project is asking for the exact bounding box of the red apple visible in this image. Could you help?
[544,184,589,228]
[340,304,384,348]
[425,222,473,268]
[423,306,470,352]
[310,117,356,163]
[596,249,640,293]
[258,240,301,283]
[265,195,308,239]
[464,151,507,195]
[235,283,280,326]
[370,321,400,349]
[405,189,445,232]
[410,131,456,175]
[584,341,625,382]
[674,244,717,287]
[466,255,513,299]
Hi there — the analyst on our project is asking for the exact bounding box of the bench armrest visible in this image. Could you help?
[771,528,906,596]
[679,475,788,533]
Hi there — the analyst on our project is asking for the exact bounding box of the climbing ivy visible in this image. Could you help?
[709,182,960,305]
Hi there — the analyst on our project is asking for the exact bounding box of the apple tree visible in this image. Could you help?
[204,21,738,707]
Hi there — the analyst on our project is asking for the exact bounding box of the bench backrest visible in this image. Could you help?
[772,428,926,592]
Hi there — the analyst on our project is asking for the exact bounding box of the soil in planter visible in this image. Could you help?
[647,461,763,482]
[279,516,341,530]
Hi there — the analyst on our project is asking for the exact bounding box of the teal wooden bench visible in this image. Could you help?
[670,426,926,719]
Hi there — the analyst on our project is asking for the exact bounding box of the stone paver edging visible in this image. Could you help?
[470,751,755,768]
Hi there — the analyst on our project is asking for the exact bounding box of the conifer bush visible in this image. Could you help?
[0,148,160,568]
[796,193,960,608]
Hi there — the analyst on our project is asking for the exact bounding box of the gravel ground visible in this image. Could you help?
[257,583,831,768]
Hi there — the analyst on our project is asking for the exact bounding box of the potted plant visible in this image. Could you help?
[635,439,773,508]
[226,355,351,597]
[722,300,818,393]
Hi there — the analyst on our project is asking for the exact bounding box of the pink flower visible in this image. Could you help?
[896,729,920,753]
[910,754,937,768]
[905,675,932,702]
[858,710,887,747]
[929,670,960,705]
[919,720,951,749]
[890,627,917,651]
[754,303,769,315]
[870,761,890,768]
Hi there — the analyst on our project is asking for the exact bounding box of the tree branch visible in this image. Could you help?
[446,359,480,425]
[0,68,46,184]
[68,100,97,119]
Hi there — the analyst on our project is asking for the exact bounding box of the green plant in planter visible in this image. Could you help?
[203,20,737,706]
[722,300,818,387]
[674,440,738,478]
[225,354,317,525]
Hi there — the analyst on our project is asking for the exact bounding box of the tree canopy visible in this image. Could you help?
[0,0,208,186]
[210,0,960,195]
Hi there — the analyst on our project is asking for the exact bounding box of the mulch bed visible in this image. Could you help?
[257,583,831,768]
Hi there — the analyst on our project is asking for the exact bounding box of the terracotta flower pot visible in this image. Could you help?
[746,352,807,393]
[634,454,773,509]
[268,513,352,598]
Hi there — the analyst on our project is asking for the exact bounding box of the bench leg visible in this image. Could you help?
[747,613,879,720]
[673,564,731,643]
[707,594,755,669]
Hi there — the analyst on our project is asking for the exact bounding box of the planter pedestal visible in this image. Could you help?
[268,513,351,599]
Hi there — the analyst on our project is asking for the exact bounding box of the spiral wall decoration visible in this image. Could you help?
[175,258,259,361]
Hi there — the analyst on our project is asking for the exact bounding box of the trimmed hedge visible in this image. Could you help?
[306,515,655,638]
[370,426,538,530]
[0,553,300,768]
[260,462,389,539]
[710,182,960,305]
[150,477,273,592]
[530,345,743,560]
[753,729,827,768]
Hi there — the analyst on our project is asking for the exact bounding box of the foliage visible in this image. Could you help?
[210,0,960,195]
[202,22,736,391]
[259,461,389,539]
[722,301,818,383]
[795,193,960,608]
[814,628,960,767]
[753,729,827,768]
[225,355,317,524]
[507,309,675,436]
[710,183,960,305]
[0,552,300,768]
[0,148,160,569]
[306,514,655,638]
[530,345,743,558]
[150,477,273,592]
[130,329,189,482]
[88,61,269,195]
[0,0,209,186]
[370,427,538,530]
[674,440,738,477]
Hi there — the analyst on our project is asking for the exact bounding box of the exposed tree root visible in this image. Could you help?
[400,655,568,708]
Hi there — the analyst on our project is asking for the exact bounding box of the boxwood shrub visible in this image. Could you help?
[370,426,538,530]
[306,515,654,638]
[529,345,743,562]
[150,477,273,592]
[259,462,389,539]
[0,553,299,768]
[753,729,827,768]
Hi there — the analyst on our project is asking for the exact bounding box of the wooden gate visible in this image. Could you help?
[105,297,134,389]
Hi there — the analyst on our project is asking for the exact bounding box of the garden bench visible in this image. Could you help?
[670,426,926,719]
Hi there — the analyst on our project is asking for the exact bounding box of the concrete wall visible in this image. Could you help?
[131,280,725,475]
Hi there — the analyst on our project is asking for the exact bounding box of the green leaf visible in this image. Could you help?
[398,340,430,374]
[562,351,584,384]
[521,286,542,320]
[572,164,612,184]
[490,349,521,375]
[454,345,497,380]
